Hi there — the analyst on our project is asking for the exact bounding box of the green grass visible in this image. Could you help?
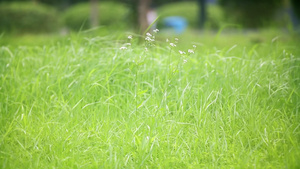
[0,30,299,168]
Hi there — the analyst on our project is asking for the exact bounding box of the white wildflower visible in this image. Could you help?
[179,50,186,55]
[170,43,176,47]
[188,49,194,54]
[146,32,152,37]
[153,29,159,33]
[166,38,169,42]
[125,43,131,46]
[145,36,154,42]
[145,47,148,51]
[128,35,133,39]
[193,45,197,48]
[120,46,127,50]
[183,59,187,64]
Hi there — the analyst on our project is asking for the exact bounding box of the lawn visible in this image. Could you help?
[0,29,299,168]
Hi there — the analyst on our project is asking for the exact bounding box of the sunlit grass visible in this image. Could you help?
[0,30,299,168]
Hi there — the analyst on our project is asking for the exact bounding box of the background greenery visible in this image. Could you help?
[62,1,130,30]
[219,0,283,28]
[0,2,61,33]
[0,0,298,33]
[157,1,224,29]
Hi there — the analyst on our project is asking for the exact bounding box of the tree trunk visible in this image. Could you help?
[138,0,151,34]
[198,0,206,29]
[90,0,99,28]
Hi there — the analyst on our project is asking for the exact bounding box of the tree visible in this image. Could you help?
[290,0,300,28]
[138,0,152,34]
[198,0,206,28]
[125,0,183,33]
[90,0,99,27]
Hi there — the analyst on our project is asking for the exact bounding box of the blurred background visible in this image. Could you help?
[0,0,299,35]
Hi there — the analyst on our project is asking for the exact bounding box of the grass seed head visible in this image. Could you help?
[170,43,176,47]
[179,50,186,55]
[146,32,152,37]
[145,36,154,42]
[188,49,194,54]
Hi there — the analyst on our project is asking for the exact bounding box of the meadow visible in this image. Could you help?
[0,29,299,168]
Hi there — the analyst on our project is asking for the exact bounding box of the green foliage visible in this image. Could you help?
[62,1,130,30]
[157,1,225,29]
[0,31,299,168]
[291,0,300,18]
[0,0,86,5]
[219,0,283,28]
[0,2,61,33]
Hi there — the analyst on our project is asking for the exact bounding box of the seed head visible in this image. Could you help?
[170,43,176,47]
[179,50,186,55]
[188,49,194,54]
[146,32,152,37]
[145,36,154,42]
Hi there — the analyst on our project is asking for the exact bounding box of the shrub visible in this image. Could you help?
[63,2,130,31]
[219,0,283,28]
[0,2,60,33]
[157,1,225,29]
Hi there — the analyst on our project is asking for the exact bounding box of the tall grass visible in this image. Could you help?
[0,31,299,168]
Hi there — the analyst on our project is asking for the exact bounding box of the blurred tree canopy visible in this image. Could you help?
[0,0,188,6]
[1,0,297,30]
[0,2,61,33]
[219,0,283,28]
[291,0,300,18]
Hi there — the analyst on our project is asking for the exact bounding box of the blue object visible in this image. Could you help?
[163,16,187,34]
